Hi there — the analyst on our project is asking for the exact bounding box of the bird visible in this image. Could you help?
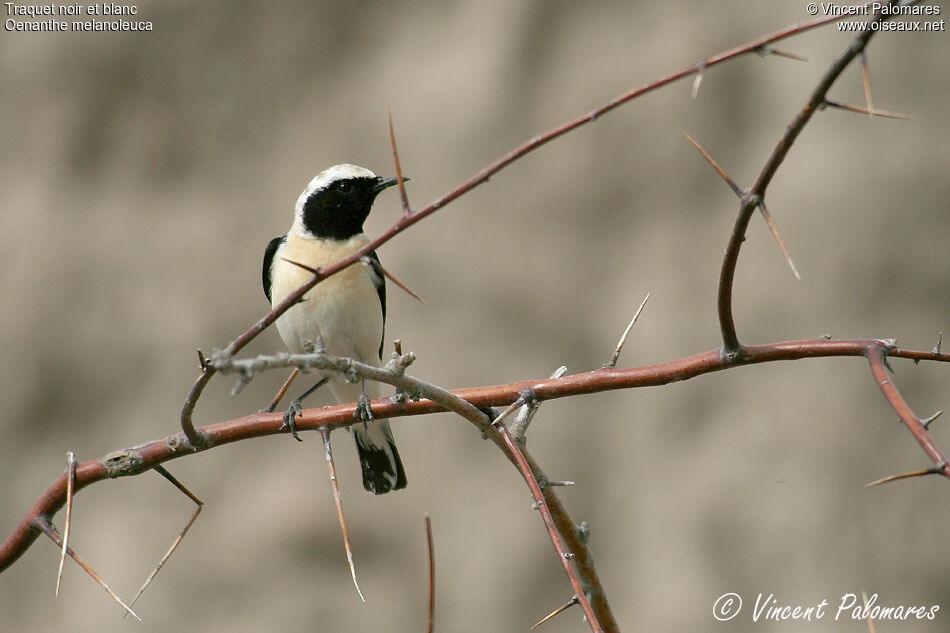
[262,163,407,494]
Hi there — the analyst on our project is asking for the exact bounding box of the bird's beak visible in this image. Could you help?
[373,176,409,193]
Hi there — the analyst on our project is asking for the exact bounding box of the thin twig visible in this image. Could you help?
[320,427,365,602]
[55,451,76,597]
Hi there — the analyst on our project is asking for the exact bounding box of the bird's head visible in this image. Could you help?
[293,164,403,240]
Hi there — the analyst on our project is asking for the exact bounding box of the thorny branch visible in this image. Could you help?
[211,347,612,629]
[1,4,947,632]
[178,0,890,448]
[716,0,915,355]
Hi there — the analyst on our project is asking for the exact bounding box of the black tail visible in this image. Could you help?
[353,420,407,494]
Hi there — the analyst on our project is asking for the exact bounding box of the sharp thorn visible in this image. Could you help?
[864,467,942,488]
[758,201,800,280]
[921,410,943,430]
[684,132,744,198]
[531,596,580,629]
[281,257,320,275]
[606,292,650,368]
[55,451,77,597]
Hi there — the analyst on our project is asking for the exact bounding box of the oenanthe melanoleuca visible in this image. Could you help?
[262,163,407,494]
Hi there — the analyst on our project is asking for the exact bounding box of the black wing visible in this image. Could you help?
[366,249,387,360]
[262,235,287,303]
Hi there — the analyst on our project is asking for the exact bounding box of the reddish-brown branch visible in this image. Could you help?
[717,3,900,354]
[493,421,603,632]
[7,337,948,574]
[521,448,615,631]
[867,347,950,477]
[5,6,938,629]
[179,4,876,446]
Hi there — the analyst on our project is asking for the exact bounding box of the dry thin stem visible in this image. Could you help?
[424,514,435,633]
[35,518,140,620]
[606,293,650,368]
[125,465,204,614]
[532,596,580,629]
[320,427,365,602]
[55,451,76,597]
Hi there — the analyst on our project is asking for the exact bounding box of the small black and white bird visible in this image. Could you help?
[262,164,407,494]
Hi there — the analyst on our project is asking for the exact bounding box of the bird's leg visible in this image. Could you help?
[354,379,374,431]
[281,376,329,442]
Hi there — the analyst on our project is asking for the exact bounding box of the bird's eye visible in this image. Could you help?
[335,181,353,194]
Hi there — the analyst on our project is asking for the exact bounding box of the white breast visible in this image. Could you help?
[270,234,384,371]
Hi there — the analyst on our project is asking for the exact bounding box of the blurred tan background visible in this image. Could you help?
[1,1,949,631]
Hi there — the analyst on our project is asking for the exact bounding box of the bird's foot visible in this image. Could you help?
[354,391,374,431]
[281,400,304,442]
